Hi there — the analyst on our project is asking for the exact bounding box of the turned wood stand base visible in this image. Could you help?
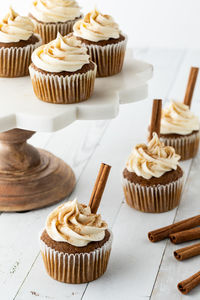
[0,129,76,211]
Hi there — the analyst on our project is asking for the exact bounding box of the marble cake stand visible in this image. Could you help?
[0,54,153,211]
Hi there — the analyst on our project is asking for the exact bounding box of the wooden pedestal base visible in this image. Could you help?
[0,129,76,211]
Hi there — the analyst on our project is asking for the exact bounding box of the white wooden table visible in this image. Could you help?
[1,48,200,300]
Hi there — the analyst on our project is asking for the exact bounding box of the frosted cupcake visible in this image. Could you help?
[0,7,41,77]
[40,198,113,284]
[122,133,183,213]
[29,0,82,44]
[29,33,96,104]
[160,101,199,160]
[73,8,127,77]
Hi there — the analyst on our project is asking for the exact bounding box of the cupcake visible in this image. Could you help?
[29,0,82,44]
[73,8,127,77]
[29,33,96,104]
[0,7,41,77]
[122,133,183,213]
[40,198,113,284]
[160,101,199,160]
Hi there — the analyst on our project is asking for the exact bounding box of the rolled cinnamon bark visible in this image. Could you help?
[148,99,162,141]
[148,215,200,243]
[174,242,200,261]
[178,271,200,295]
[170,227,200,244]
[183,67,199,108]
[89,163,111,213]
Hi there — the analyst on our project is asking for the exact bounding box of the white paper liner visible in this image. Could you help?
[0,34,41,78]
[33,16,83,44]
[160,131,200,161]
[122,176,184,213]
[40,229,113,284]
[82,35,127,77]
[29,63,96,104]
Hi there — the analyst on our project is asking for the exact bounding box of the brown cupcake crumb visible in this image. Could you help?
[40,229,110,254]
[0,34,40,48]
[75,33,125,46]
[160,130,199,139]
[123,165,183,187]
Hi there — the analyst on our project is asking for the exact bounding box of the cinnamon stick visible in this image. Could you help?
[183,67,199,108]
[178,271,200,295]
[148,215,200,243]
[89,163,111,214]
[170,227,200,244]
[148,99,162,141]
[174,242,200,261]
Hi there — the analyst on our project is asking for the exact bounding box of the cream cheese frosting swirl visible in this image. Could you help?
[126,133,180,179]
[160,101,199,135]
[46,198,107,247]
[30,0,81,23]
[32,33,90,72]
[73,8,120,42]
[0,7,34,43]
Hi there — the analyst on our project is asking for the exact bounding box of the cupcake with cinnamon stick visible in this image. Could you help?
[29,0,82,44]
[0,7,41,77]
[40,163,113,284]
[160,67,200,160]
[29,33,96,104]
[73,8,127,77]
[122,100,184,213]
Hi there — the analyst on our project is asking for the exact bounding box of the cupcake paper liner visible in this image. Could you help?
[29,63,97,104]
[0,35,41,78]
[40,230,113,284]
[160,131,200,161]
[84,36,127,77]
[122,176,183,213]
[34,18,82,44]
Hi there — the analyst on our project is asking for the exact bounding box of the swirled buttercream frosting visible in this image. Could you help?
[73,8,120,42]
[160,101,199,135]
[0,7,34,43]
[31,33,90,72]
[126,133,180,179]
[30,0,81,23]
[46,198,108,247]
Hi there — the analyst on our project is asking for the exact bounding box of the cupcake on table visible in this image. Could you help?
[29,0,82,44]
[73,8,127,77]
[29,33,96,104]
[0,7,41,77]
[40,163,113,283]
[122,100,184,213]
[160,67,200,160]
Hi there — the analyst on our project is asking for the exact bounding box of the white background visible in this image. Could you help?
[2,0,200,49]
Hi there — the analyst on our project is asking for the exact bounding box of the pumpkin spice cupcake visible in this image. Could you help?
[29,33,96,104]
[123,100,184,213]
[0,7,41,77]
[160,67,200,160]
[122,133,183,213]
[73,8,127,77]
[29,0,82,44]
[40,163,112,284]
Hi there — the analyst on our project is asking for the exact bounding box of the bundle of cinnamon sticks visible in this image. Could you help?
[148,214,200,294]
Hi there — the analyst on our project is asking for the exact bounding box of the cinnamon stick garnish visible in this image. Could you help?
[178,271,200,295]
[148,99,162,141]
[174,242,200,261]
[148,215,200,243]
[170,227,200,244]
[89,163,111,214]
[183,67,199,108]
